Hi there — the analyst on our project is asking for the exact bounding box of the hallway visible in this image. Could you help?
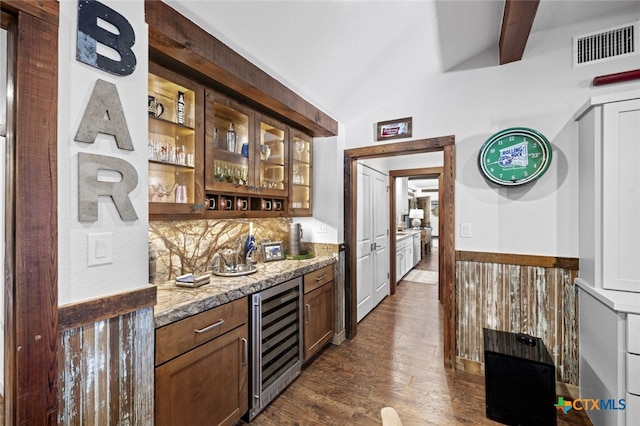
[246,246,591,425]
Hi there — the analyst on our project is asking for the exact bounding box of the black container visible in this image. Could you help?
[483,328,557,426]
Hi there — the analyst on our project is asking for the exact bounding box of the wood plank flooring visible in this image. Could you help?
[246,244,592,425]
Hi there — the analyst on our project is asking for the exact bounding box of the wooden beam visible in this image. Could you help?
[499,0,540,65]
[145,1,338,138]
[1,0,58,26]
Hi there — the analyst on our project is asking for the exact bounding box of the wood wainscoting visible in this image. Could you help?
[57,287,156,424]
[455,251,579,386]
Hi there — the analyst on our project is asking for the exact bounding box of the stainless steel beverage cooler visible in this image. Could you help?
[247,277,303,420]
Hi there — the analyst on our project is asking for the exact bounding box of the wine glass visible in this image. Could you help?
[151,182,178,202]
[294,141,304,160]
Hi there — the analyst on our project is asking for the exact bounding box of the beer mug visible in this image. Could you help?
[148,95,164,118]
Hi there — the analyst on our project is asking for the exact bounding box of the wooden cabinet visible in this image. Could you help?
[148,63,205,219]
[149,66,313,219]
[303,265,334,361]
[204,89,253,195]
[290,129,312,216]
[155,298,248,426]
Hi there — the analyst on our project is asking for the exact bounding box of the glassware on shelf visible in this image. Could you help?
[150,182,178,202]
[148,140,157,160]
[227,123,237,153]
[175,185,187,203]
[294,140,305,159]
[158,142,170,162]
[261,144,271,161]
[175,144,186,165]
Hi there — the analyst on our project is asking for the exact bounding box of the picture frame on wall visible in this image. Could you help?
[261,241,284,262]
[376,117,412,141]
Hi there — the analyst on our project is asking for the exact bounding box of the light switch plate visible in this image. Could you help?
[88,232,113,266]
[460,223,472,238]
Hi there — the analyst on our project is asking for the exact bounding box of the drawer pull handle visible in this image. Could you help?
[315,274,327,281]
[194,319,224,334]
[241,338,248,366]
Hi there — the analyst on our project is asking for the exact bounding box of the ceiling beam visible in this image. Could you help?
[499,0,540,65]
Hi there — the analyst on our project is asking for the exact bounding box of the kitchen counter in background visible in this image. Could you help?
[395,229,421,240]
[154,255,336,328]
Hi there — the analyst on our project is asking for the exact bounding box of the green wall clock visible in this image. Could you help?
[479,127,552,186]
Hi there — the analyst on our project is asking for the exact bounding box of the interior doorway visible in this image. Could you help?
[344,136,456,368]
[389,168,442,297]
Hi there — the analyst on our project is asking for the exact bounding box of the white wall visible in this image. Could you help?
[342,14,640,257]
[296,122,346,244]
[158,3,639,258]
[58,0,149,304]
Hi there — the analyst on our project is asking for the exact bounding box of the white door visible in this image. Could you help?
[357,164,389,322]
[372,169,389,307]
[356,164,373,321]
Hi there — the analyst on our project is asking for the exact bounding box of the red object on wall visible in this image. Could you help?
[593,69,640,86]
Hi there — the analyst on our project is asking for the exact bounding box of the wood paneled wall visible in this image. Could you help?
[455,251,579,385]
[58,307,155,424]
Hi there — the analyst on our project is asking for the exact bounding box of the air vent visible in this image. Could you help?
[573,21,639,67]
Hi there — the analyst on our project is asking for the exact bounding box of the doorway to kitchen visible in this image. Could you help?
[389,168,442,297]
[344,135,456,368]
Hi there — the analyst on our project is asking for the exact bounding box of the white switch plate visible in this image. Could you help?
[317,222,327,233]
[88,232,113,266]
[460,223,472,238]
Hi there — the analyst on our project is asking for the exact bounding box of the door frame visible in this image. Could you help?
[389,168,442,296]
[344,135,456,368]
[2,3,59,423]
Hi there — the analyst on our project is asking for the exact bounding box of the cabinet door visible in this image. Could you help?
[148,63,205,218]
[289,129,312,216]
[303,281,334,361]
[204,89,254,195]
[256,115,288,198]
[155,324,248,426]
[602,99,640,292]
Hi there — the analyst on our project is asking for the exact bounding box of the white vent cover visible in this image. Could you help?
[573,21,639,67]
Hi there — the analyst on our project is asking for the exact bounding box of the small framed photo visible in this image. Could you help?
[261,241,284,262]
[376,117,412,141]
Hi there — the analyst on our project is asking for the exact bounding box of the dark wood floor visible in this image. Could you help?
[246,243,592,425]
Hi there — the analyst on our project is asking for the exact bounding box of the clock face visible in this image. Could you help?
[479,127,552,186]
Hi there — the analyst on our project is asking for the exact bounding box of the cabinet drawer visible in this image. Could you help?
[628,392,640,425]
[629,314,640,355]
[156,297,248,366]
[628,353,640,395]
[304,265,334,294]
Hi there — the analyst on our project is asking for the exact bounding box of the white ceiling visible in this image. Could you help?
[164,0,639,122]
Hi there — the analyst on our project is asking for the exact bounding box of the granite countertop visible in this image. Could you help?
[154,255,336,328]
